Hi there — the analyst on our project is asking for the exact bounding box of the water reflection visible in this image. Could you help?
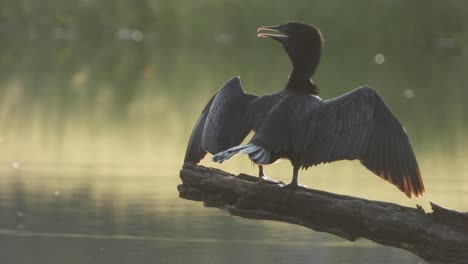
[0,169,423,263]
[0,0,467,263]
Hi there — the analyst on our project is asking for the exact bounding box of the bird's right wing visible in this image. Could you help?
[184,77,257,163]
[184,93,216,163]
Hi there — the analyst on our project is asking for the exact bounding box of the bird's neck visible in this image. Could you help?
[284,48,321,95]
[286,69,319,95]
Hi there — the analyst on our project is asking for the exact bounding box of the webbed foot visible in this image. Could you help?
[258,175,283,184]
[257,165,282,184]
[280,182,307,190]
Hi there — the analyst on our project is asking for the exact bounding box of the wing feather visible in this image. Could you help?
[305,86,424,197]
[184,94,216,163]
[184,77,255,163]
[201,77,256,153]
[185,76,280,164]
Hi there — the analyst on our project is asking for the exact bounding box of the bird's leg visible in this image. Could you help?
[282,165,300,190]
[258,165,282,184]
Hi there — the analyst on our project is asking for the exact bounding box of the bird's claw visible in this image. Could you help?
[258,175,283,185]
[280,182,306,190]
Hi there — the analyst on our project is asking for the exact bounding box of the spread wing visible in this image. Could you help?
[184,93,216,163]
[303,86,424,197]
[184,77,257,163]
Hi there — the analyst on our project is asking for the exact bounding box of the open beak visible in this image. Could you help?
[257,26,288,41]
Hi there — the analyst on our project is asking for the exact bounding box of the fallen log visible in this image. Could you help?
[178,163,468,264]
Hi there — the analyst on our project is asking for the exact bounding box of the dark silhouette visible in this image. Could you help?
[185,22,424,197]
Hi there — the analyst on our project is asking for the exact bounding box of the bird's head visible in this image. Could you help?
[257,22,323,78]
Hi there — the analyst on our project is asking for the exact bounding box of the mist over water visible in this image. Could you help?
[0,1,467,263]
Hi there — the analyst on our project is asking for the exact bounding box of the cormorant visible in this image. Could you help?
[185,22,425,197]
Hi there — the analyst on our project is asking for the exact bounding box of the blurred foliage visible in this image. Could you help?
[0,0,467,159]
[0,3,465,263]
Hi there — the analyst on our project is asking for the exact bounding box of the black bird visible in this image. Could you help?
[185,22,425,197]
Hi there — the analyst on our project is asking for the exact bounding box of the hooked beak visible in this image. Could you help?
[257,25,288,42]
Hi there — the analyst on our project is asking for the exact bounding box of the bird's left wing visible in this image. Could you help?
[184,77,257,163]
[302,86,424,197]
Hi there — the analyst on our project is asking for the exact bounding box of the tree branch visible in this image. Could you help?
[178,163,468,264]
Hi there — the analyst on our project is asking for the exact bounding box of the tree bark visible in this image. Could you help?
[178,163,468,264]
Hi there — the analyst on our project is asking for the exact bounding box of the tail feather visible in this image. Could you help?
[212,144,271,164]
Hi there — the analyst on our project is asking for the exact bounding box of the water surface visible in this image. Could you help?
[1,1,467,263]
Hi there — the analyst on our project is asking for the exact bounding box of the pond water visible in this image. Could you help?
[1,1,467,263]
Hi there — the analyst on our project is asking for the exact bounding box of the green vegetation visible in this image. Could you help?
[0,2,466,263]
